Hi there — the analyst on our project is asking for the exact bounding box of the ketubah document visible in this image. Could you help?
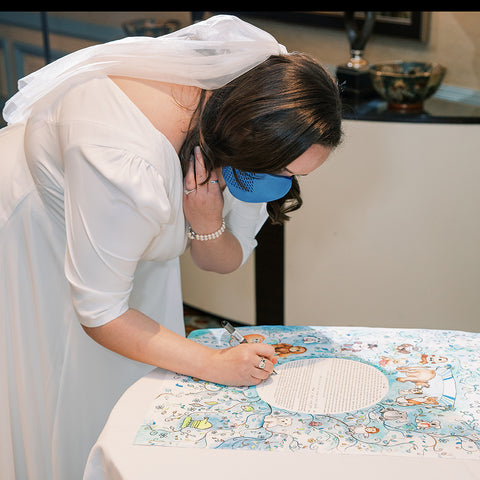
[134,325,480,459]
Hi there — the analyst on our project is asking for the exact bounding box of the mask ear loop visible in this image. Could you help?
[232,168,252,192]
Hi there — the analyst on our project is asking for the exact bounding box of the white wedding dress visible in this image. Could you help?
[0,75,268,479]
[1,15,285,478]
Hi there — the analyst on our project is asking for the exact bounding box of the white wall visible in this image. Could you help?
[285,120,480,332]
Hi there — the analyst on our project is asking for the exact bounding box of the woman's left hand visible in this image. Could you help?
[183,146,243,274]
[183,146,224,235]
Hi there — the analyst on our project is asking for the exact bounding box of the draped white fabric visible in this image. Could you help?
[3,15,286,125]
[0,15,280,479]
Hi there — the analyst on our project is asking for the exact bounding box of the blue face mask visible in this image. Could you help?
[222,166,292,203]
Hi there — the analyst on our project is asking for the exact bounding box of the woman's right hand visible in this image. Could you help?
[83,308,277,388]
[206,342,278,386]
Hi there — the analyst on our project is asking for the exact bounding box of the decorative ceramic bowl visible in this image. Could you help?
[122,18,180,37]
[369,61,447,112]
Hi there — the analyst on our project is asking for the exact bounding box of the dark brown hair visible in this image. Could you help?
[180,53,343,224]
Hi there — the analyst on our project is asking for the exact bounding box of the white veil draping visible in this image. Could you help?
[3,14,287,125]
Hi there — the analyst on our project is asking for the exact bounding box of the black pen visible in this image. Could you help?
[221,320,277,374]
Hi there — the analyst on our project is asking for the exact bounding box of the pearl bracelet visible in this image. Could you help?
[187,219,226,241]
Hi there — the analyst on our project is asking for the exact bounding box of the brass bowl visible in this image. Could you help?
[369,61,447,112]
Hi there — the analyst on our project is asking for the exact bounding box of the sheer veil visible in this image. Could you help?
[3,15,287,125]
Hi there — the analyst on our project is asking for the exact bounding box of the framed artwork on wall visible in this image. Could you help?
[218,12,431,42]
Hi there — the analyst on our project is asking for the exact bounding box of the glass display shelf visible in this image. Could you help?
[341,94,480,124]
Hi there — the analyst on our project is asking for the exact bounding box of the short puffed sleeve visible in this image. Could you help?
[63,141,179,327]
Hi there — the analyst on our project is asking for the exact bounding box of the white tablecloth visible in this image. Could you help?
[83,326,480,480]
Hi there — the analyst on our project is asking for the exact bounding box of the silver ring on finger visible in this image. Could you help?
[209,180,218,184]
[184,188,197,195]
[258,357,266,370]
